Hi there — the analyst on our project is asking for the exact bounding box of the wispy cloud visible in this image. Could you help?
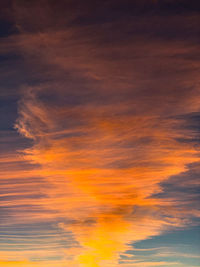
[0,0,200,266]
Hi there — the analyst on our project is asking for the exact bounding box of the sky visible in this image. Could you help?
[0,0,200,266]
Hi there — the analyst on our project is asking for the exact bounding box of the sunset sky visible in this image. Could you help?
[0,1,200,266]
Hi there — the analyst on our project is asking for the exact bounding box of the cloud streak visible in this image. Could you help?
[0,0,200,266]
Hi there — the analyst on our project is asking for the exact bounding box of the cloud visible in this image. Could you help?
[0,0,200,266]
[12,80,199,265]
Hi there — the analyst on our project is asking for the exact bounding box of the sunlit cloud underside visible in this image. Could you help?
[0,1,200,266]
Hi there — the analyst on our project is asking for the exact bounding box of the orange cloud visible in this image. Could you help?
[1,1,199,266]
[12,84,199,266]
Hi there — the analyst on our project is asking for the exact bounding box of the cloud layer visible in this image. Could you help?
[0,0,200,266]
